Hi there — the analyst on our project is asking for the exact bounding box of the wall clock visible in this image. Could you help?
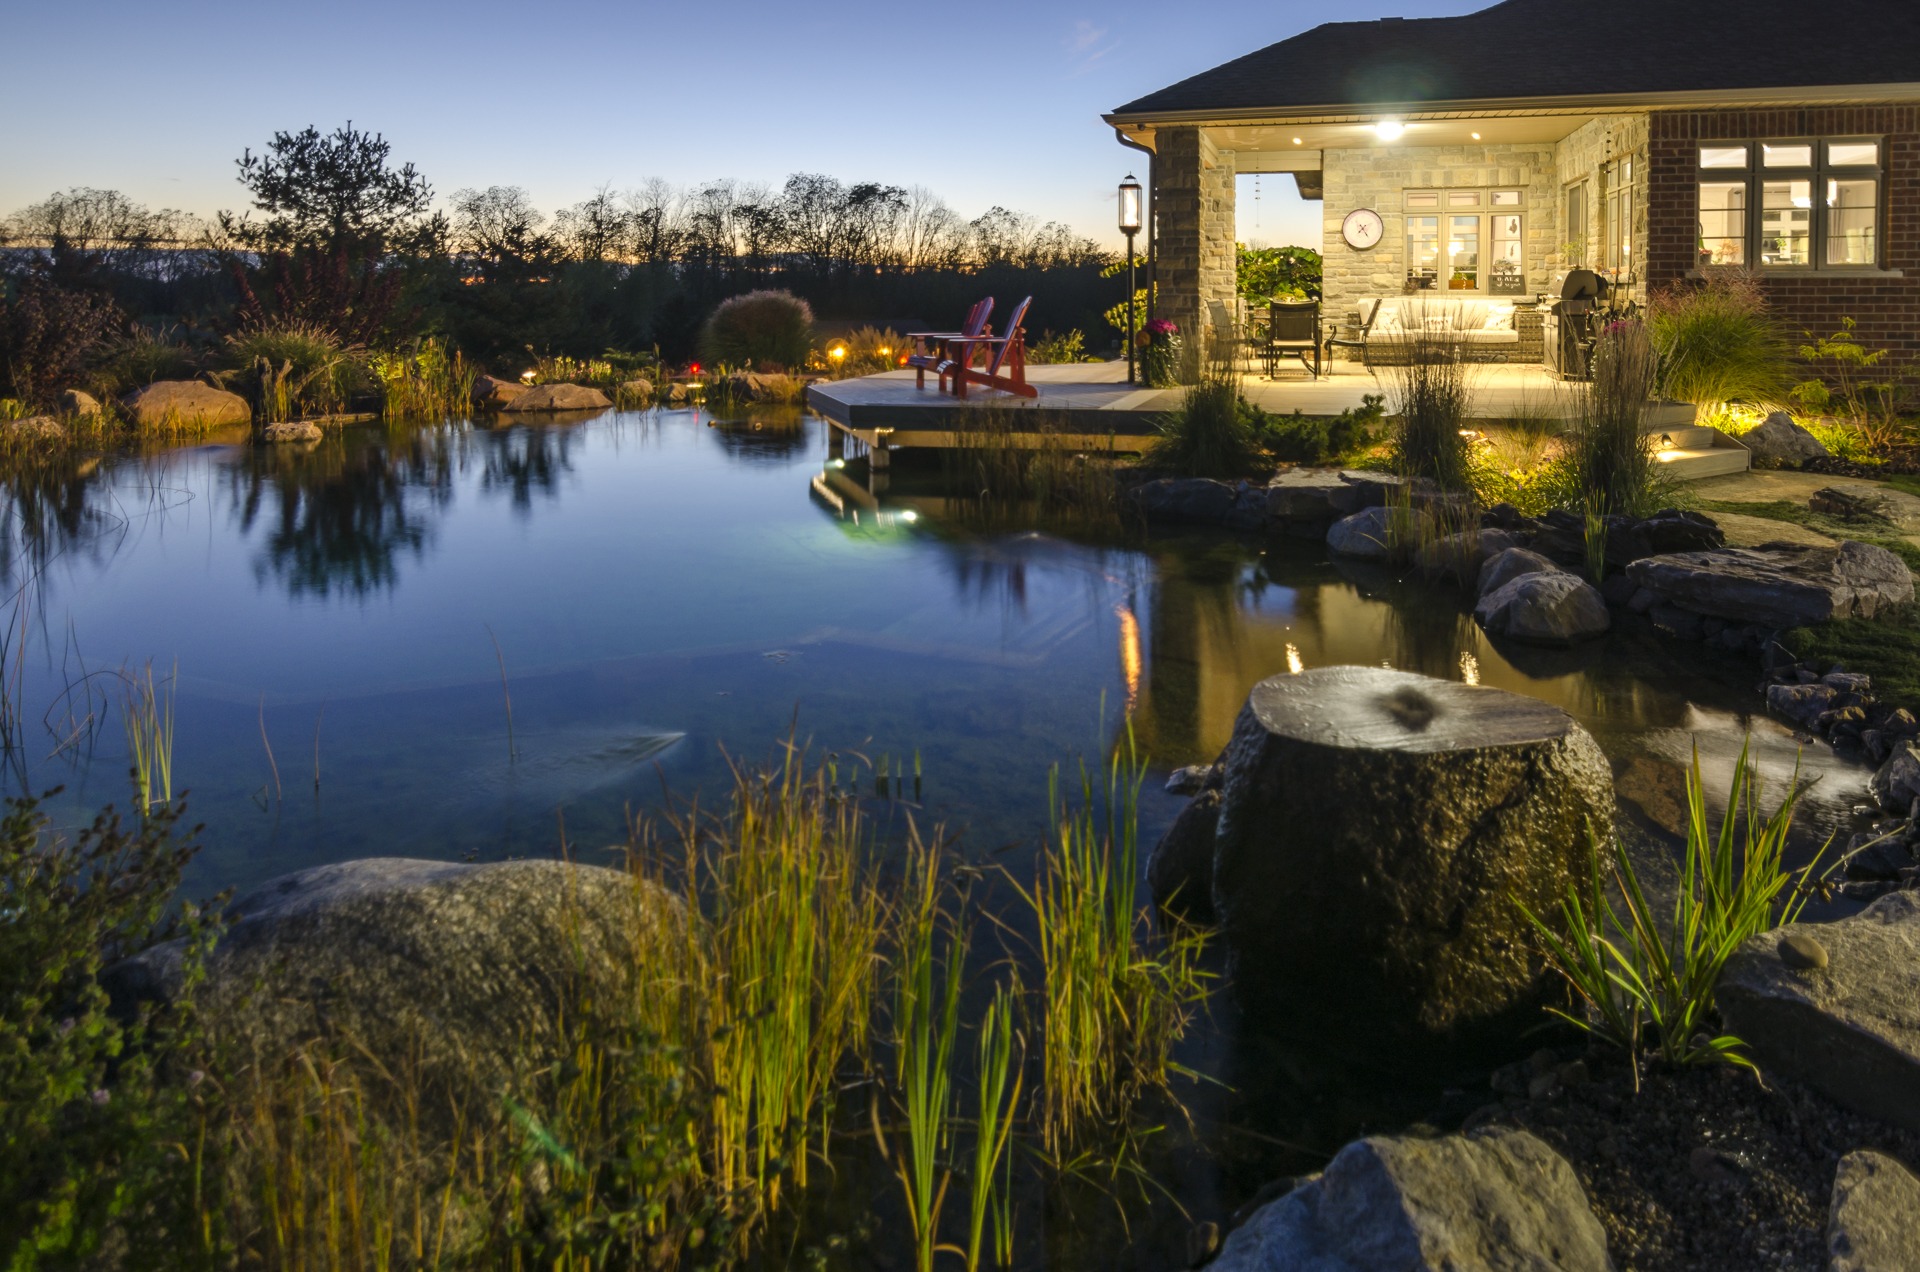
[1342,208,1384,250]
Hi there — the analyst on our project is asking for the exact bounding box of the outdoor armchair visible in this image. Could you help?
[1263,299,1322,378]
[941,296,1037,399]
[907,297,994,393]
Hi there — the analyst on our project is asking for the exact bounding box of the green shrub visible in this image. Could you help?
[1259,394,1383,464]
[1026,329,1088,365]
[1524,743,1828,1073]
[1648,273,1791,411]
[1791,317,1908,429]
[1235,244,1321,301]
[700,290,814,371]
[226,320,352,421]
[0,794,221,1267]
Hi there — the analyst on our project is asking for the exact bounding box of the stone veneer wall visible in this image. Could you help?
[1153,126,1237,374]
[1319,142,1559,329]
[1646,105,1920,378]
[1554,115,1650,290]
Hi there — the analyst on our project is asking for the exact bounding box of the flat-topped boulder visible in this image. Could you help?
[473,374,528,408]
[1211,1128,1610,1272]
[1717,892,1920,1133]
[500,382,611,412]
[121,380,251,429]
[1326,504,1427,561]
[1211,667,1613,1053]
[1626,541,1913,628]
[1829,1150,1920,1272]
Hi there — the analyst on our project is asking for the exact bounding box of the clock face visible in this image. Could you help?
[1342,208,1384,249]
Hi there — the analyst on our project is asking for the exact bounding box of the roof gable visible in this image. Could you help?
[1112,0,1920,118]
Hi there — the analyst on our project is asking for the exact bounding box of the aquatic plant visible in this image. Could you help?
[369,338,476,420]
[941,406,1121,524]
[701,290,814,372]
[1153,345,1264,478]
[965,979,1022,1272]
[889,838,964,1272]
[1022,729,1210,1154]
[1582,496,1609,586]
[1524,742,1831,1075]
[225,319,352,421]
[1382,325,1473,490]
[1566,320,1666,518]
[120,659,176,811]
[1648,272,1791,413]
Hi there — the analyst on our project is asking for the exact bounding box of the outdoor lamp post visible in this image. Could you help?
[1118,174,1143,383]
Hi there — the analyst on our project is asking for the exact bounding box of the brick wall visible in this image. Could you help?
[1646,106,1920,374]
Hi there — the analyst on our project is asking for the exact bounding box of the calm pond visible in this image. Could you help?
[0,404,1872,1265]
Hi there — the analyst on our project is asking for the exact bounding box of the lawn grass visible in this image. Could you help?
[1695,498,1920,573]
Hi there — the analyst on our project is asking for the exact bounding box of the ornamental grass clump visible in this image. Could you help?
[226,319,353,421]
[1524,742,1832,1076]
[701,290,814,371]
[1154,342,1264,478]
[370,338,476,421]
[1383,324,1473,491]
[1566,320,1668,518]
[1648,272,1792,413]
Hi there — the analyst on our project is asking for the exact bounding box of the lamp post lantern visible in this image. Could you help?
[1118,174,1143,384]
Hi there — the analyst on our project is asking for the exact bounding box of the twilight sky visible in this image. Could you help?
[0,0,1483,252]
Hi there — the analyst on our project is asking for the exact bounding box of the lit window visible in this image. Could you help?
[1695,137,1880,270]
[1402,188,1525,293]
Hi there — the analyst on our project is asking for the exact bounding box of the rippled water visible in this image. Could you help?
[0,405,1874,1265]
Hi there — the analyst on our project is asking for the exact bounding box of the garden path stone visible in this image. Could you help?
[1718,892,1920,1133]
[500,382,612,411]
[1210,1127,1610,1272]
[120,380,251,428]
[1473,570,1611,644]
[1828,1149,1920,1272]
[1211,667,1612,1053]
[1625,541,1913,628]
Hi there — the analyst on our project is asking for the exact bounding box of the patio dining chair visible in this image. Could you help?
[1264,299,1322,379]
[1323,298,1383,374]
[907,297,993,392]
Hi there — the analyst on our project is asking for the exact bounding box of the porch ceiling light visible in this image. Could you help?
[1292,136,1303,144]
[1374,119,1405,141]
[1471,131,1482,140]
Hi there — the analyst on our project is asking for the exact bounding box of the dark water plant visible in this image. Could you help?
[701,290,814,371]
[1524,743,1831,1077]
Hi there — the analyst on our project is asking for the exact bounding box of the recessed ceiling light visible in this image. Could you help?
[1375,120,1405,141]
[1292,136,1303,145]
[1471,131,1482,140]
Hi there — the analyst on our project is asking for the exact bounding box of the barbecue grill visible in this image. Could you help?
[1544,269,1609,380]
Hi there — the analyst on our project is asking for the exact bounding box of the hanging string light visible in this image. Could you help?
[1254,173,1262,227]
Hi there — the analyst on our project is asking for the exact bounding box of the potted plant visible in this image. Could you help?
[1140,319,1181,387]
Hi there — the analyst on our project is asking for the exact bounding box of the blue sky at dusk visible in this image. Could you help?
[1,0,1482,251]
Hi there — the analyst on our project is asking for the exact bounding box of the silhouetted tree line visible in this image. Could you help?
[1,123,1119,393]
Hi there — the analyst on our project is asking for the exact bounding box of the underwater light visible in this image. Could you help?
[899,509,919,523]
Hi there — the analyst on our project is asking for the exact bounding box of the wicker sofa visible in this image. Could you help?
[1340,295,1523,363]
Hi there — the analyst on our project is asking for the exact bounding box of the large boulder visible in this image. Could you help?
[1211,1128,1610,1272]
[1326,504,1426,561]
[1742,411,1829,466]
[500,382,612,412]
[108,858,680,1092]
[1473,571,1611,645]
[261,420,322,444]
[618,376,655,401]
[1626,541,1914,628]
[1264,468,1355,523]
[2,415,65,442]
[1477,547,1561,599]
[1717,892,1920,1133]
[1146,789,1220,923]
[121,380,251,429]
[1211,667,1614,1052]
[1871,742,1920,814]
[60,388,102,417]
[1829,1150,1920,1272]
[1130,477,1238,524]
[473,374,528,408]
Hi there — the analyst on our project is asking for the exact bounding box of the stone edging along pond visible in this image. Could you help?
[1130,466,1920,1271]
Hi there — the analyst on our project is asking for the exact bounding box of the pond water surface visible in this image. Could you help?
[1,405,1876,1266]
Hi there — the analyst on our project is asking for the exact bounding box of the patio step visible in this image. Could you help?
[1654,440,1750,481]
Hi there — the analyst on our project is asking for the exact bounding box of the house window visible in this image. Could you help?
[1565,183,1588,265]
[1404,189,1525,293]
[1696,138,1881,270]
[1603,157,1635,274]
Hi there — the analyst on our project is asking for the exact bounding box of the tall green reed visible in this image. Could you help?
[121,660,176,811]
[371,339,477,421]
[966,980,1022,1272]
[1525,741,1831,1075]
[889,837,964,1272]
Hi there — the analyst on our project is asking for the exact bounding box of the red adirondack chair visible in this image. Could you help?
[942,296,1037,399]
[906,298,993,392]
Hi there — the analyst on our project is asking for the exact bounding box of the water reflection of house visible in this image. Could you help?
[1106,0,1919,380]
